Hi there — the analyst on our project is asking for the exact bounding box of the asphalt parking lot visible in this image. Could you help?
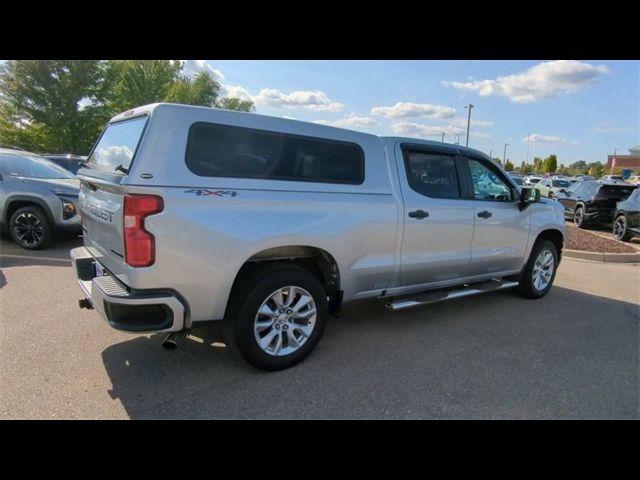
[1,236,639,419]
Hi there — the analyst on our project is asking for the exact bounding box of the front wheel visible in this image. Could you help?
[9,206,52,249]
[229,264,328,371]
[573,206,587,228]
[613,215,632,242]
[516,239,558,299]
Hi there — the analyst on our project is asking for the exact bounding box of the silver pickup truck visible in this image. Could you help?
[71,103,566,370]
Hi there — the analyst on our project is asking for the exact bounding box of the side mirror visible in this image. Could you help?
[519,187,540,211]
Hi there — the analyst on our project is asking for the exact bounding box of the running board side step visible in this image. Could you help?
[385,279,519,312]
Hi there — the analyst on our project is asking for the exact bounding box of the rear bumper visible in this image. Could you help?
[70,246,186,333]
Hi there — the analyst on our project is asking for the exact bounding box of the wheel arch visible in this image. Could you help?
[536,229,564,263]
[4,195,55,227]
[227,245,342,318]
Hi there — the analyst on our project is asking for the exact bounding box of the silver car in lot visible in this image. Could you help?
[0,148,81,249]
[71,103,566,370]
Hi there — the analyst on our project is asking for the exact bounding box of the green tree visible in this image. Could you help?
[556,164,569,175]
[166,71,220,106]
[0,60,109,154]
[217,96,255,112]
[543,154,558,173]
[568,160,588,176]
[588,162,605,178]
[532,157,544,173]
[519,162,527,175]
[104,60,182,112]
[0,60,256,155]
[504,159,514,171]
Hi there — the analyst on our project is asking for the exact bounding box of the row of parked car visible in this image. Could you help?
[508,171,639,242]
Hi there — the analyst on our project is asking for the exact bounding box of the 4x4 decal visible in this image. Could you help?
[185,189,238,197]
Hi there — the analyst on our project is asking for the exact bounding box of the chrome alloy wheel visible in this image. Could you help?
[532,249,554,291]
[254,286,317,356]
[13,212,44,248]
[613,216,626,240]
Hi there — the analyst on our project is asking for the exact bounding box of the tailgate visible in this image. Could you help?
[79,176,127,274]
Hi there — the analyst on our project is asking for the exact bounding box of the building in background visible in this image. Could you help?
[607,146,640,174]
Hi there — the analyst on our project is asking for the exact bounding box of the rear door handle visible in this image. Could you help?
[408,209,429,219]
[477,210,493,219]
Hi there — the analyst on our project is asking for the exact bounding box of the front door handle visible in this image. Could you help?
[477,210,493,219]
[408,209,429,219]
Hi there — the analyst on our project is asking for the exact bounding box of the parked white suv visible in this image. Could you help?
[71,103,565,370]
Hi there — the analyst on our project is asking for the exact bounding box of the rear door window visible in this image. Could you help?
[402,151,460,199]
[86,116,147,174]
[599,185,637,199]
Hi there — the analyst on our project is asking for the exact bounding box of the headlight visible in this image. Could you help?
[62,199,77,219]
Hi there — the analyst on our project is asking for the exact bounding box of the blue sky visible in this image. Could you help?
[184,60,639,166]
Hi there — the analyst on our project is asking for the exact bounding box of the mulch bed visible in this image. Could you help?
[565,224,638,254]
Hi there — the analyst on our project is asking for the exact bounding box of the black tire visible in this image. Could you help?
[9,205,52,249]
[516,239,558,299]
[613,215,632,242]
[573,206,587,228]
[227,263,328,371]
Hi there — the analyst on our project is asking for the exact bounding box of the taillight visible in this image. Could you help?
[123,194,164,267]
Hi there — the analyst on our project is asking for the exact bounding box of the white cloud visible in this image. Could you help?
[472,131,492,139]
[451,117,493,128]
[254,88,344,112]
[523,134,566,144]
[315,114,378,128]
[220,84,252,101]
[371,102,456,120]
[392,122,464,138]
[443,60,609,103]
[180,60,225,82]
[591,122,638,134]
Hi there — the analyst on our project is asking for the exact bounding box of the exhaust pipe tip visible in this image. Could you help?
[162,332,180,350]
[79,298,93,309]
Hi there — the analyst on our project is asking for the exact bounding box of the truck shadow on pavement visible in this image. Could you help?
[100,286,639,420]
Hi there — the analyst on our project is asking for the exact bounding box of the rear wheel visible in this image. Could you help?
[613,215,632,242]
[516,239,558,299]
[228,263,328,371]
[9,206,52,249]
[573,206,587,228]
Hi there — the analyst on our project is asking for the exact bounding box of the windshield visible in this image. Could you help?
[512,177,524,185]
[86,116,147,174]
[0,153,76,179]
[552,180,570,188]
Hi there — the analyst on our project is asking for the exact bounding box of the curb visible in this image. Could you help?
[563,249,640,263]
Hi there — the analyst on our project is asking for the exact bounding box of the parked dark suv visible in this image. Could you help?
[557,180,637,228]
[613,188,640,241]
[42,154,87,175]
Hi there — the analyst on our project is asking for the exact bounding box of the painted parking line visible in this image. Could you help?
[0,254,71,263]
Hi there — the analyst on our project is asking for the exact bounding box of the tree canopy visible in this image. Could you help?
[0,60,255,155]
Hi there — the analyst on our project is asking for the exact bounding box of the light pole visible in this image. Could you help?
[489,149,493,159]
[441,132,445,143]
[464,104,474,147]
[526,133,531,163]
[503,143,509,164]
[611,147,618,174]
